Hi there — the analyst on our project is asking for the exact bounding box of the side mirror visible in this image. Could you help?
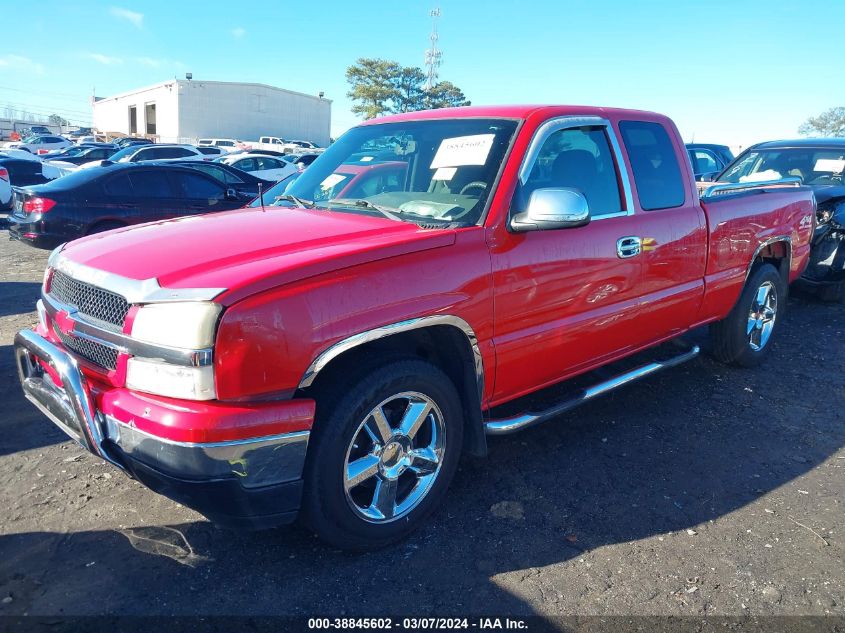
[225,188,239,200]
[510,187,591,232]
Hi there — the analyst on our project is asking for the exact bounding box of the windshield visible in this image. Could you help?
[108,146,141,162]
[58,146,88,157]
[285,118,518,225]
[247,172,302,207]
[720,147,845,186]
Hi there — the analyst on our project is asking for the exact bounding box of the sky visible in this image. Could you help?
[0,0,843,150]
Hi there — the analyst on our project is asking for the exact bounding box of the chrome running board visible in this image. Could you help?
[484,345,700,436]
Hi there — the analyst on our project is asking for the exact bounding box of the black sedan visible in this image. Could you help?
[8,163,253,249]
[162,160,274,198]
[716,138,845,301]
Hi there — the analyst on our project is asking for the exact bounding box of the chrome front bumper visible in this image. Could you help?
[15,329,124,468]
[15,329,310,489]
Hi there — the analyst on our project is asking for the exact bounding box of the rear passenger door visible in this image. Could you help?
[617,119,707,341]
[123,170,182,222]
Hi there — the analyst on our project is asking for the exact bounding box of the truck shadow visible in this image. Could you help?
[0,282,42,318]
[0,295,842,616]
[0,344,70,456]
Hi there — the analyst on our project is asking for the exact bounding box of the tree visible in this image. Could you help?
[48,114,69,127]
[798,107,845,137]
[390,66,426,114]
[345,58,401,120]
[423,81,471,110]
[346,58,470,119]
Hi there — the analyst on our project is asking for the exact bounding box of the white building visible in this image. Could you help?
[92,79,332,146]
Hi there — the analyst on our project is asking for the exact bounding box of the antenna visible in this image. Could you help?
[424,7,442,91]
[258,182,265,212]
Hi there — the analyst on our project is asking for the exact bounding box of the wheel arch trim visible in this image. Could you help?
[297,315,484,401]
[746,235,792,281]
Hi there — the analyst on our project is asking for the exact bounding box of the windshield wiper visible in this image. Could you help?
[273,194,315,208]
[327,198,403,222]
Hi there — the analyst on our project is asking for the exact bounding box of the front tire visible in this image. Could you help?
[302,358,463,550]
[711,263,784,367]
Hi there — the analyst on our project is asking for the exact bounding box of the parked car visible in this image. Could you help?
[196,146,227,158]
[245,171,302,206]
[113,137,154,149]
[686,144,731,181]
[223,148,287,158]
[688,143,734,168]
[284,139,324,154]
[162,159,274,198]
[218,152,298,181]
[13,105,815,549]
[251,135,288,152]
[282,152,320,170]
[80,144,205,168]
[715,137,845,301]
[0,155,63,208]
[66,127,94,139]
[45,145,120,167]
[3,135,73,155]
[42,143,116,160]
[197,138,248,152]
[12,126,52,140]
[8,163,252,248]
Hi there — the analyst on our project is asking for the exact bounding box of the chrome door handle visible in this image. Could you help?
[617,236,642,258]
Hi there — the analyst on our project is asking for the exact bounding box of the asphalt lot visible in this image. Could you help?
[0,226,843,619]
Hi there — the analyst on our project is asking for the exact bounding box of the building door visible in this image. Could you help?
[144,102,156,135]
[128,106,137,134]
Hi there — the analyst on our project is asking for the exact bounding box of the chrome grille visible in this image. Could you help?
[54,326,118,371]
[49,270,130,331]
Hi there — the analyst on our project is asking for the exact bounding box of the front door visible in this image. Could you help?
[489,117,648,404]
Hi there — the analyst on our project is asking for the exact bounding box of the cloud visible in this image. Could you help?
[0,54,44,75]
[86,52,124,65]
[231,27,246,39]
[110,6,144,28]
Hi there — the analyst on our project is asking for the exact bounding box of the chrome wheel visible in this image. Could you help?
[343,391,445,523]
[747,280,777,351]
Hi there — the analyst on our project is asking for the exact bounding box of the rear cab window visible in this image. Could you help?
[619,120,686,210]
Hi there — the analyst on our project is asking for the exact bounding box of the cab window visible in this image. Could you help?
[517,126,623,217]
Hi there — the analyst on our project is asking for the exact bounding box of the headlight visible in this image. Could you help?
[126,358,216,400]
[131,302,221,349]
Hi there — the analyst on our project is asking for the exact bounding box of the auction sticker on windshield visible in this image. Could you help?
[815,158,845,173]
[431,134,494,168]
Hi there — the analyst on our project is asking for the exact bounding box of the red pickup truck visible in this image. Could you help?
[15,106,815,549]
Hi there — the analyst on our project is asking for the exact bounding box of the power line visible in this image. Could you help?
[0,84,91,100]
[0,102,92,125]
[0,97,92,118]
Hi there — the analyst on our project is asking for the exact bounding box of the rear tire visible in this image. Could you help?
[302,358,463,550]
[711,263,784,367]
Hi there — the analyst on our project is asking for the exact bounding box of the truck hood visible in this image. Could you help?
[58,207,457,304]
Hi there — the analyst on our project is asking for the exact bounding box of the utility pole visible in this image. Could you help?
[424,7,442,91]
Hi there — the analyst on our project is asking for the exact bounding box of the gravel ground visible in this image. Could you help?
[0,228,843,619]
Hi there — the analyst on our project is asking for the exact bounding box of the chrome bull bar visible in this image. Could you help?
[14,329,124,471]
